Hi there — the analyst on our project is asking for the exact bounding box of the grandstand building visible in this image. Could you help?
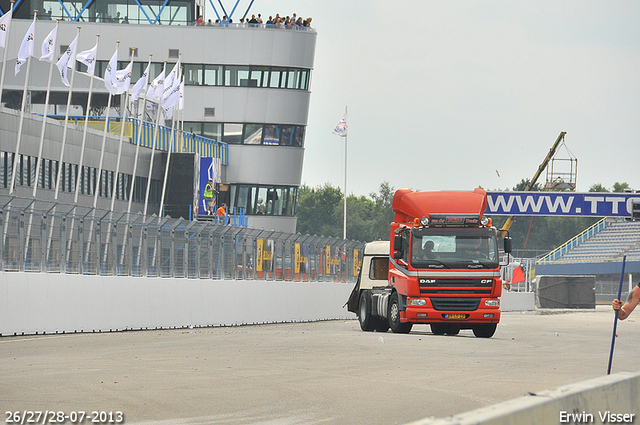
[536,218,640,302]
[0,0,315,233]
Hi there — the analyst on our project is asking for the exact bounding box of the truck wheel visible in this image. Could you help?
[473,323,497,338]
[430,323,446,335]
[388,292,412,334]
[358,291,375,332]
[374,318,389,333]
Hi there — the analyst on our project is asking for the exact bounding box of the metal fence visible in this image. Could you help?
[0,195,364,283]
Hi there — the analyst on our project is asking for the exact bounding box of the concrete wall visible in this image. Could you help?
[0,272,536,336]
[407,371,640,425]
[0,271,355,336]
[501,291,536,311]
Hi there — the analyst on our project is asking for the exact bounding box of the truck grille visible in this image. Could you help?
[419,278,493,296]
[430,297,481,311]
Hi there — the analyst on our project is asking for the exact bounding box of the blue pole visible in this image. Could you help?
[608,256,627,375]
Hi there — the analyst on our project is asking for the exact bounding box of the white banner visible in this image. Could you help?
[15,17,35,75]
[76,43,98,75]
[56,34,78,87]
[0,8,12,49]
[332,113,348,137]
[40,24,57,62]
[131,62,149,102]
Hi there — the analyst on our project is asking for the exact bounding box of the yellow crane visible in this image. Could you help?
[498,131,567,238]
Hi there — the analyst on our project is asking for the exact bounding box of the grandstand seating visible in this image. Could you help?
[538,220,640,264]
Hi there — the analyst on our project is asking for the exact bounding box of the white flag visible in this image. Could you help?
[130,62,149,102]
[40,24,57,62]
[146,67,164,101]
[0,7,12,49]
[76,43,98,75]
[161,62,181,119]
[105,50,133,95]
[115,60,133,94]
[332,113,348,137]
[15,17,35,75]
[56,34,78,87]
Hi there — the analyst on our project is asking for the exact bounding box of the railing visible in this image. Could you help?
[0,194,363,283]
[47,115,229,166]
[536,218,610,264]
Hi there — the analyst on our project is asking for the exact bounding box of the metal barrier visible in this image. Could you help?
[0,195,364,283]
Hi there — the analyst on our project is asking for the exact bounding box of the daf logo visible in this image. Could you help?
[481,279,492,284]
[420,279,436,284]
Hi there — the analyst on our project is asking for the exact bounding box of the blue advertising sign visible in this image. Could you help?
[486,192,640,217]
[199,157,215,216]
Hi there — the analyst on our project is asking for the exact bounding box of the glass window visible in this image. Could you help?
[224,65,250,87]
[222,123,243,144]
[202,123,222,141]
[184,64,202,85]
[263,125,280,145]
[251,66,270,87]
[244,124,263,145]
[269,69,282,88]
[300,70,309,90]
[280,126,294,146]
[236,186,255,215]
[292,126,305,147]
[286,69,299,89]
[204,65,223,86]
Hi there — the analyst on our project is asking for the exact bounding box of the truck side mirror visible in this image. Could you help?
[503,236,512,254]
[393,234,403,252]
[393,251,403,260]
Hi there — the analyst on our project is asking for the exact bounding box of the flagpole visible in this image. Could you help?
[33,21,59,199]
[143,61,167,216]
[54,26,81,200]
[127,53,152,214]
[0,1,14,106]
[159,104,177,217]
[110,87,131,212]
[25,20,59,264]
[10,11,37,194]
[158,56,181,217]
[343,106,347,240]
[74,34,100,204]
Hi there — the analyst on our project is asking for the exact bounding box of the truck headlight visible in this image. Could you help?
[409,298,427,306]
[485,300,499,307]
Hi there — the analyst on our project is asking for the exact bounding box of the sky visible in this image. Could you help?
[210,1,640,197]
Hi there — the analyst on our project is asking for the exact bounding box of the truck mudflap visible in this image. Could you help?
[345,281,360,314]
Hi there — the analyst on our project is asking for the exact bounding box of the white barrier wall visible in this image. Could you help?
[407,371,640,425]
[0,272,536,336]
[0,272,356,336]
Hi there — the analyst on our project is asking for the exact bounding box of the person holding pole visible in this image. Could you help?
[612,281,640,320]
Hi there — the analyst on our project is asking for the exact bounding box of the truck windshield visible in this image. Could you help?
[410,227,499,269]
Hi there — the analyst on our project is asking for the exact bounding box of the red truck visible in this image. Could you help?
[347,188,512,338]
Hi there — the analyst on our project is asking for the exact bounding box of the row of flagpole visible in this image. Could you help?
[0,6,186,271]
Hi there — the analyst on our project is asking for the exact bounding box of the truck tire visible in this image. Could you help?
[388,292,412,334]
[359,291,376,332]
[374,318,389,333]
[430,323,446,335]
[473,323,497,338]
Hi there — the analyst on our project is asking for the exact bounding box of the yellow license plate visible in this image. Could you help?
[446,314,466,319]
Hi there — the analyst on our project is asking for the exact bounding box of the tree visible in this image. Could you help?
[513,178,543,191]
[613,182,630,193]
[296,183,343,238]
[589,183,609,192]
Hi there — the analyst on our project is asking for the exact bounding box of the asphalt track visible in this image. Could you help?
[2,307,640,425]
